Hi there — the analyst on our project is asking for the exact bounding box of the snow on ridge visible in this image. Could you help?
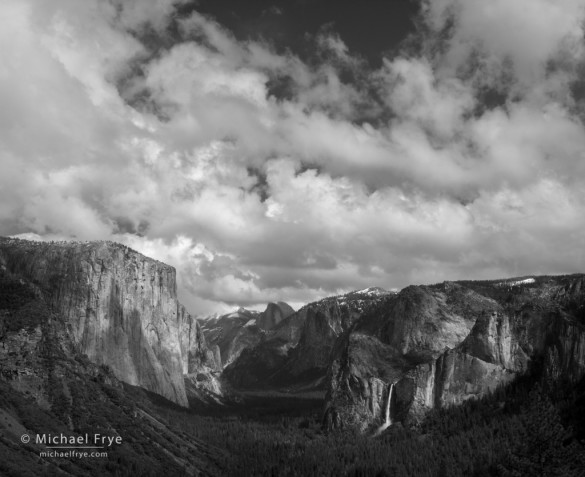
[354,287,387,296]
[244,319,257,327]
[198,313,220,321]
[497,277,535,287]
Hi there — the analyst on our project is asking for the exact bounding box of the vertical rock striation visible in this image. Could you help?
[0,237,217,407]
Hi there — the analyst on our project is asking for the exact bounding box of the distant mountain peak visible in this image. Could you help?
[352,286,390,296]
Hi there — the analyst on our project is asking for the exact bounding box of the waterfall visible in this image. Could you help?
[374,382,394,435]
[384,383,394,426]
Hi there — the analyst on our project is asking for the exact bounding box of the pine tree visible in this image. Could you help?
[501,385,585,477]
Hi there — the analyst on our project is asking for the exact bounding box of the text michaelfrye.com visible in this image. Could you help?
[20,433,122,459]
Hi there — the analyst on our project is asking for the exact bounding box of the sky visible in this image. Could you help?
[2,0,585,315]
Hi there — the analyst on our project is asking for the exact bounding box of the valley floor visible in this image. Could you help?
[2,371,585,476]
[143,374,585,477]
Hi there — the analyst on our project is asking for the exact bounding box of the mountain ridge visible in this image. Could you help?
[3,235,584,437]
[324,275,585,431]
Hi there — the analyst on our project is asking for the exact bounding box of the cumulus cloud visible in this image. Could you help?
[423,0,585,89]
[2,0,585,314]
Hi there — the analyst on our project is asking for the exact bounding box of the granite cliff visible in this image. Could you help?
[0,237,219,407]
[324,276,585,431]
[0,242,222,474]
[257,302,295,331]
[200,302,294,370]
[223,288,393,390]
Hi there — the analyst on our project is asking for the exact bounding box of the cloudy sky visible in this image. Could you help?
[2,0,585,315]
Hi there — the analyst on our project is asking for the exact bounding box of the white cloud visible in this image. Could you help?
[380,57,474,139]
[2,0,585,314]
[423,0,585,91]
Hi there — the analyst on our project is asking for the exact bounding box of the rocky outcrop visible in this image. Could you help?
[200,302,295,372]
[178,305,221,375]
[257,302,295,331]
[0,237,218,407]
[224,288,393,390]
[200,308,264,368]
[324,276,585,431]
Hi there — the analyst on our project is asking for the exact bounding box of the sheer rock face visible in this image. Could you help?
[224,289,393,389]
[178,305,221,375]
[200,302,295,373]
[257,302,295,331]
[200,308,263,369]
[324,277,585,431]
[0,238,218,407]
